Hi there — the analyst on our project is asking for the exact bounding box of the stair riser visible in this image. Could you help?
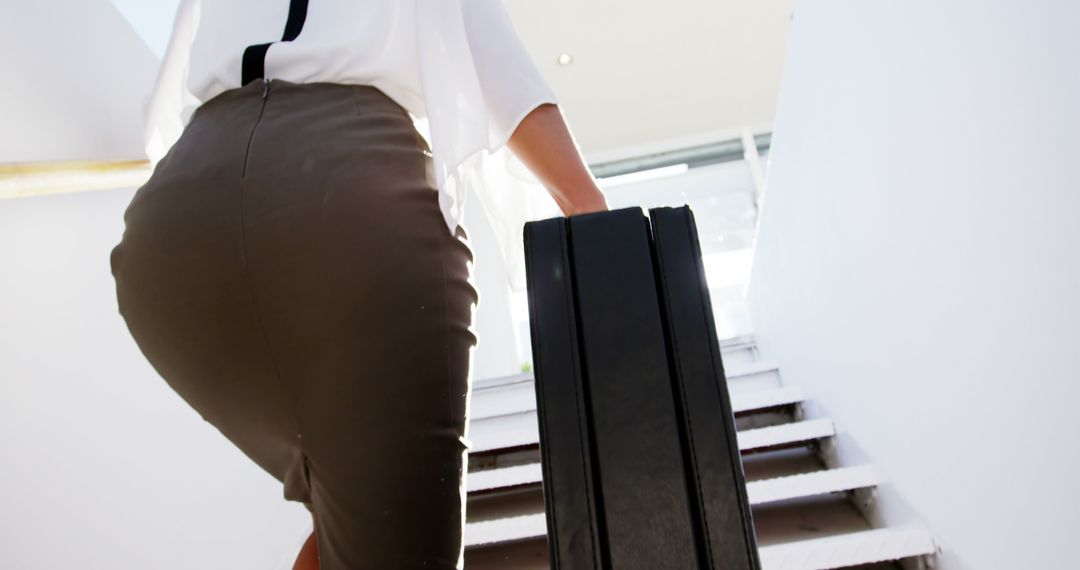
[470,366,780,421]
[465,462,878,514]
[468,403,798,455]
[720,345,757,367]
[462,528,935,570]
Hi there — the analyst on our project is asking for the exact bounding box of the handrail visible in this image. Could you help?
[0,159,152,200]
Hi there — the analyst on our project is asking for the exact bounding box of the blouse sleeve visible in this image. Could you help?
[143,0,201,167]
[461,0,560,151]
[416,0,563,293]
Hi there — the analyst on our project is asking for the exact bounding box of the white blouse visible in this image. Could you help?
[144,0,563,292]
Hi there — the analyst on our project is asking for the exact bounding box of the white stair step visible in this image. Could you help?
[736,418,834,451]
[473,338,758,392]
[464,466,880,545]
[468,462,545,493]
[468,387,806,454]
[730,386,803,413]
[462,523,934,570]
[463,523,935,569]
[747,465,880,505]
[469,379,536,421]
[465,513,545,547]
[472,371,528,392]
[717,336,758,367]
[467,419,836,493]
[757,527,937,569]
[471,362,781,422]
[467,462,873,503]
[468,412,820,455]
[724,361,782,392]
[720,346,756,367]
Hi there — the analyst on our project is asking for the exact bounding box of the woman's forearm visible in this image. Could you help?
[507,103,610,217]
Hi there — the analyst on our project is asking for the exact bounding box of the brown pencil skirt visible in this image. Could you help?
[109,78,479,569]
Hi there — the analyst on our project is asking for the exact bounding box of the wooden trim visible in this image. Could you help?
[0,160,152,200]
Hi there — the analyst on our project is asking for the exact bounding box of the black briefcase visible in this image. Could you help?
[523,205,760,570]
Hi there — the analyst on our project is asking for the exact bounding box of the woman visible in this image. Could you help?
[108,0,608,568]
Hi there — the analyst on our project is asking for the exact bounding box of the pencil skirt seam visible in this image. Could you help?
[237,125,308,455]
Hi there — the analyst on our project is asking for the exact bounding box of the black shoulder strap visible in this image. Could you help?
[241,0,310,86]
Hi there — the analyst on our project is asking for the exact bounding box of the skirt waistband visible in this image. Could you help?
[192,78,417,129]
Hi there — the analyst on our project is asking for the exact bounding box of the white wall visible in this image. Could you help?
[109,0,182,59]
[747,1,1080,568]
[0,0,156,163]
[0,187,312,569]
[0,3,314,567]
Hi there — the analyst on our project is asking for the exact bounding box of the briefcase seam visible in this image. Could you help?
[655,225,717,568]
[562,225,601,564]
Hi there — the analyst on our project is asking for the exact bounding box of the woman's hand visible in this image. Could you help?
[507,103,610,217]
[565,193,610,216]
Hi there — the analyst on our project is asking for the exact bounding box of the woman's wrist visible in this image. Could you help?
[565,189,610,216]
[506,104,610,218]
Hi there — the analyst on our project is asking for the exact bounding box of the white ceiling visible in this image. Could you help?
[1,0,794,165]
[504,0,795,162]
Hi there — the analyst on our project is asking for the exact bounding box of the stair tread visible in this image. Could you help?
[757,527,936,570]
[719,334,757,349]
[467,419,836,492]
[748,464,880,505]
[463,520,933,570]
[467,463,878,505]
[464,465,883,545]
[460,524,932,570]
[731,386,803,413]
[472,340,758,392]
[737,418,834,451]
[726,360,780,376]
[467,386,805,453]
[473,360,777,395]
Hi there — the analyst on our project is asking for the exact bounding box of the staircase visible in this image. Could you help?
[461,335,938,569]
